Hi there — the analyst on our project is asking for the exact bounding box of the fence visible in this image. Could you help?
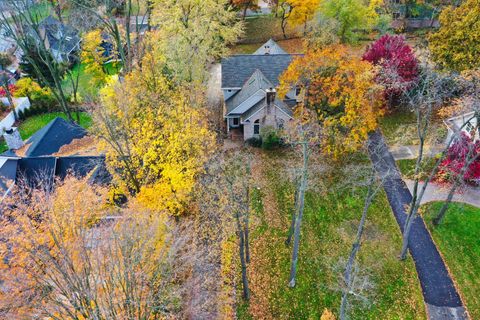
[0,97,31,131]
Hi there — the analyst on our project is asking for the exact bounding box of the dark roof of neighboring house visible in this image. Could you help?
[226,69,274,114]
[39,15,81,54]
[221,54,302,88]
[24,117,87,157]
[15,156,110,188]
[253,39,288,55]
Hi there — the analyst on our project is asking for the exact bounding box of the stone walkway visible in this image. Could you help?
[405,180,480,208]
[368,131,468,320]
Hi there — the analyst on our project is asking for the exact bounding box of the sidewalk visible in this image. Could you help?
[389,144,445,160]
[405,180,480,208]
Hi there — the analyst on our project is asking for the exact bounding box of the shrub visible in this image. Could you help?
[260,126,282,150]
[18,109,24,120]
[245,136,262,148]
[437,132,480,186]
[14,77,59,113]
[363,34,418,108]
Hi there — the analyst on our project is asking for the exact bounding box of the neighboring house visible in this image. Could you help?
[38,16,81,63]
[445,111,479,142]
[0,117,109,199]
[221,39,302,140]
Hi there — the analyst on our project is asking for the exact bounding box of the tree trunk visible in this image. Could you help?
[286,180,299,246]
[340,174,377,320]
[3,80,17,121]
[289,142,308,287]
[236,211,249,300]
[245,182,251,263]
[433,184,457,226]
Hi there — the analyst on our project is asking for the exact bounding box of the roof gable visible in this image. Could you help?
[226,69,274,115]
[253,39,288,55]
[25,117,87,157]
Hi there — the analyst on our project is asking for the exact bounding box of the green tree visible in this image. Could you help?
[429,0,480,72]
[319,0,380,43]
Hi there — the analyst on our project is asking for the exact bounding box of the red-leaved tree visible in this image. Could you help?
[437,132,480,186]
[363,34,418,108]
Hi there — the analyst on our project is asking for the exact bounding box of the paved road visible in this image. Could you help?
[368,131,468,320]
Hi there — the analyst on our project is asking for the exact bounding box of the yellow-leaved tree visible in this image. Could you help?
[94,49,216,215]
[279,45,384,156]
[429,0,480,72]
[288,0,321,34]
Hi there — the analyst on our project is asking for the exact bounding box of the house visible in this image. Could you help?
[0,117,109,199]
[221,39,302,140]
[445,111,479,142]
[38,16,81,63]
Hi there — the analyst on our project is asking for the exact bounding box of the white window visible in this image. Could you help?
[253,119,260,135]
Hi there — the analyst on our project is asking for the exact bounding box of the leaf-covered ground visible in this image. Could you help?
[237,149,425,319]
[423,202,480,320]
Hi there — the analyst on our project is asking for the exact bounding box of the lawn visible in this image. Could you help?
[0,112,92,153]
[62,62,122,98]
[396,157,438,180]
[236,150,425,319]
[379,110,448,147]
[240,15,303,44]
[423,202,480,319]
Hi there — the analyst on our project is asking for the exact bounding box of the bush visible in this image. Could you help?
[260,126,282,150]
[14,77,59,114]
[245,136,262,148]
[436,132,480,186]
[18,109,24,120]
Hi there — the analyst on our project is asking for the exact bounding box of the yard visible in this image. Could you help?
[0,112,92,153]
[423,202,480,319]
[235,149,425,319]
[62,61,121,98]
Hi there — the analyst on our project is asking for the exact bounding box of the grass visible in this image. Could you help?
[0,112,92,153]
[62,62,122,98]
[237,150,425,319]
[379,110,448,147]
[240,15,303,44]
[396,157,438,180]
[423,202,480,319]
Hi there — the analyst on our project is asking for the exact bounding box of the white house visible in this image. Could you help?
[445,111,479,142]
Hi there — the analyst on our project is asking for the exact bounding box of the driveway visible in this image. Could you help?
[207,63,222,108]
[368,131,468,320]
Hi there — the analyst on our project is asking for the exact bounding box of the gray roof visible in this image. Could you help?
[226,69,274,114]
[241,98,293,121]
[221,54,302,89]
[39,16,81,55]
[253,39,288,55]
[24,117,87,157]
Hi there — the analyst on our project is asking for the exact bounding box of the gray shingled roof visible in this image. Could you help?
[39,15,81,55]
[240,98,293,121]
[226,69,274,114]
[221,54,302,89]
[25,117,87,157]
[253,39,288,55]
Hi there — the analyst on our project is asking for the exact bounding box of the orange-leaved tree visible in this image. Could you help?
[0,177,177,319]
[279,45,384,156]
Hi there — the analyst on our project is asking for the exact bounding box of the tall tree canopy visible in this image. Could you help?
[94,51,216,215]
[429,0,480,72]
[319,0,381,43]
[151,0,243,85]
[279,46,384,156]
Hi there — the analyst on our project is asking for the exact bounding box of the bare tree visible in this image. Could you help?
[398,65,473,260]
[0,0,76,121]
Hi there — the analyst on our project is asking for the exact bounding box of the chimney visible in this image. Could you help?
[266,87,276,106]
[264,44,271,55]
[3,127,24,150]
